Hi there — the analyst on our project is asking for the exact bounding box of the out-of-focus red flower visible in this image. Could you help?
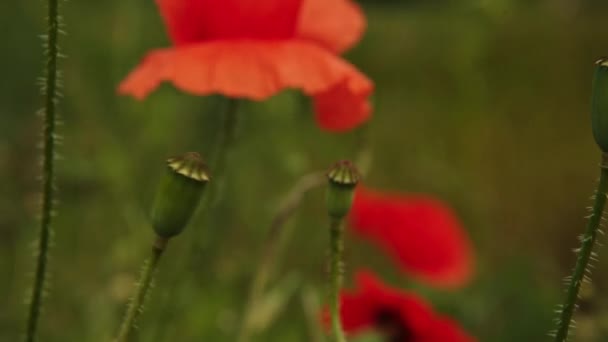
[119,0,373,132]
[338,271,475,342]
[349,186,474,288]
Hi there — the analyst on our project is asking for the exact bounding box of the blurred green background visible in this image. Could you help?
[4,0,608,341]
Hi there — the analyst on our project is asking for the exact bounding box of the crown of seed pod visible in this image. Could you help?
[592,57,608,153]
[326,160,360,219]
[151,152,210,238]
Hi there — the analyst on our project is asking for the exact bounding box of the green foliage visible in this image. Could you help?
[4,1,608,341]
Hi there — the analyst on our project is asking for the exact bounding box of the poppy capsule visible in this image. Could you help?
[592,58,608,153]
[326,160,360,219]
[151,152,210,238]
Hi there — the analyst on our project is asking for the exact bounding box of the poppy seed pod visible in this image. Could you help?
[151,152,210,238]
[326,160,360,219]
[592,58,608,153]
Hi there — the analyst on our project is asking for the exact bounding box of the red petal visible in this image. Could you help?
[349,187,475,288]
[313,80,372,132]
[338,291,377,333]
[355,272,434,334]
[296,0,366,53]
[156,0,303,45]
[338,271,476,341]
[118,40,372,132]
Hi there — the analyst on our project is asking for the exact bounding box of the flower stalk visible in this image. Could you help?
[116,237,168,342]
[325,160,359,342]
[554,156,608,341]
[207,98,239,175]
[554,58,608,341]
[25,0,62,338]
[329,217,346,342]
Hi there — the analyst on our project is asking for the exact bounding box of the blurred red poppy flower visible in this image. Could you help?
[349,186,474,288]
[119,0,374,132]
[338,271,475,342]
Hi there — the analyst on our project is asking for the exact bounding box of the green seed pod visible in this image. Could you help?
[151,152,210,238]
[326,160,360,219]
[592,58,608,153]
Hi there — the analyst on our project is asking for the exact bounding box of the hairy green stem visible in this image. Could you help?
[554,154,608,342]
[236,172,325,342]
[116,237,168,342]
[329,218,346,342]
[25,0,61,339]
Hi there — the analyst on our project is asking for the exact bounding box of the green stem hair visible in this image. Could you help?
[554,154,608,341]
[116,237,168,342]
[25,0,62,339]
[329,217,346,342]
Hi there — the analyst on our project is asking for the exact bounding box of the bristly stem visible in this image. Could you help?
[554,153,608,342]
[329,217,346,342]
[116,237,168,342]
[25,0,61,338]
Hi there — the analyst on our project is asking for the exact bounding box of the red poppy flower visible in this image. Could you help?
[338,271,475,342]
[118,0,373,132]
[349,186,474,288]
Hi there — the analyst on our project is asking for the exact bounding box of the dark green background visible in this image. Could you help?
[3,1,608,341]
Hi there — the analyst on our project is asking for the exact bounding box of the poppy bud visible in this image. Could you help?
[592,58,608,153]
[326,160,360,219]
[151,152,210,238]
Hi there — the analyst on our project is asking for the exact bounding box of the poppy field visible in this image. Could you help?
[3,1,608,341]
